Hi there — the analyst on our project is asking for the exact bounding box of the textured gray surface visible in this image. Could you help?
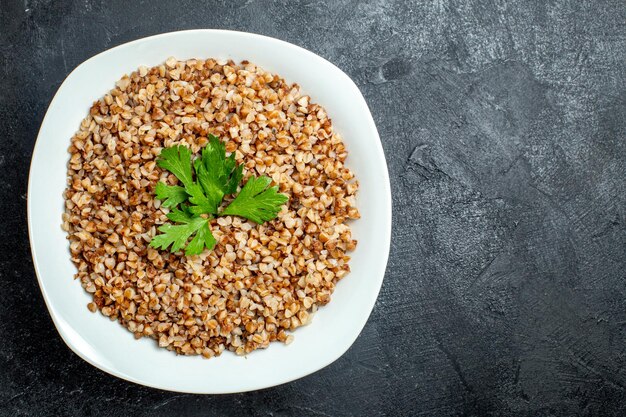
[1,0,626,416]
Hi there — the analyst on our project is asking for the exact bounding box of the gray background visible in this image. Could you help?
[1,0,625,416]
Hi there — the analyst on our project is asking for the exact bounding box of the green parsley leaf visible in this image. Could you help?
[151,136,288,256]
[155,143,220,215]
[186,182,218,216]
[185,222,217,255]
[166,205,194,223]
[154,182,188,208]
[191,135,244,214]
[222,156,244,195]
[156,145,194,188]
[220,176,288,224]
[150,209,216,255]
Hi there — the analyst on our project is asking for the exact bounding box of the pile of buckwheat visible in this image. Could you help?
[62,57,359,358]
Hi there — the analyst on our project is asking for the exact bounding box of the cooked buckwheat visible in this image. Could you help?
[63,58,359,358]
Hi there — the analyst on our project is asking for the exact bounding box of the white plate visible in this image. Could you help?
[28,29,391,393]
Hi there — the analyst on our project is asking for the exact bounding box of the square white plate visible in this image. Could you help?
[28,29,391,393]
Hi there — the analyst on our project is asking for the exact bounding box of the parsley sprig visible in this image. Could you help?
[150,135,288,256]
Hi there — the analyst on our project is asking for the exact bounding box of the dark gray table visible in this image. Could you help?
[1,1,625,416]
